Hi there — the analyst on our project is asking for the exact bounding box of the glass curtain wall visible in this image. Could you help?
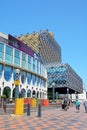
[14,49,20,67]
[4,66,12,81]
[0,43,4,62]
[5,45,13,64]
[0,64,3,78]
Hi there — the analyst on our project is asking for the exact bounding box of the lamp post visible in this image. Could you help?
[75,92,78,99]
[67,88,69,100]
[56,92,58,100]
[14,69,20,98]
[52,82,55,102]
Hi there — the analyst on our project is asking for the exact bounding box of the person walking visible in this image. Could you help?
[61,98,67,111]
[64,98,67,111]
[61,98,65,109]
[84,101,87,113]
[75,99,80,112]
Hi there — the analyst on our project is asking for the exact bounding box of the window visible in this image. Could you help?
[21,71,26,84]
[27,73,31,85]
[5,45,13,64]
[33,58,35,72]
[22,52,27,69]
[32,75,35,86]
[4,66,12,81]
[14,49,20,66]
[0,64,3,78]
[28,55,31,71]
[0,43,4,61]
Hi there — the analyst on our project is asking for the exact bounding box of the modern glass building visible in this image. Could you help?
[46,63,83,94]
[18,30,83,96]
[0,32,47,99]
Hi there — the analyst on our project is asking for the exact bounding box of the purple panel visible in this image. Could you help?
[8,34,34,57]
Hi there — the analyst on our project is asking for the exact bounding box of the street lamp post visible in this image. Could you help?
[52,82,55,102]
[75,92,78,99]
[14,69,20,98]
[56,92,58,100]
[67,88,69,100]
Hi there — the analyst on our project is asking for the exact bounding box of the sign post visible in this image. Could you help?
[14,69,20,98]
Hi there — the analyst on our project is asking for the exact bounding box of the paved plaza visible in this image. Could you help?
[0,103,87,130]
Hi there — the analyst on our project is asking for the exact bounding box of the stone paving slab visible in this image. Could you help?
[0,104,87,130]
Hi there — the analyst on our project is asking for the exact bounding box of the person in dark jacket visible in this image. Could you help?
[84,101,87,113]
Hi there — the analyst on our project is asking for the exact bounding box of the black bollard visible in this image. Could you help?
[27,103,30,116]
[37,103,41,117]
[3,98,6,113]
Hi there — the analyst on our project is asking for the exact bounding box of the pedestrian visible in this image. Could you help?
[84,101,87,113]
[64,98,67,111]
[61,98,65,109]
[75,99,80,112]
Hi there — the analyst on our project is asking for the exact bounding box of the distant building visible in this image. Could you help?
[18,30,61,64]
[18,30,83,95]
[72,84,86,101]
[46,62,83,94]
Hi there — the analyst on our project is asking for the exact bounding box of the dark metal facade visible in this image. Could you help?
[38,30,61,64]
[18,30,62,64]
[46,63,83,94]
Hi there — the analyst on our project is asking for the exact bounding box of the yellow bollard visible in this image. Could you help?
[14,98,24,115]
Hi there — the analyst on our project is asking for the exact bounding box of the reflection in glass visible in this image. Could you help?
[21,71,26,84]
[14,49,20,66]
[47,66,67,86]
[0,43,4,61]
[4,66,12,81]
[32,75,35,86]
[22,52,27,69]
[5,45,13,64]
[0,64,2,78]
[27,73,31,85]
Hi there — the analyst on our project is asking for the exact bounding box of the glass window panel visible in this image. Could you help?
[4,66,12,81]
[0,52,3,61]
[22,53,26,60]
[0,43,4,61]
[6,45,13,55]
[31,57,33,71]
[5,45,13,64]
[14,49,20,58]
[13,69,16,80]
[36,76,38,86]
[22,53,26,69]
[0,64,3,78]
[35,60,37,73]
[21,71,26,84]
[14,49,20,66]
[28,55,31,63]
[5,55,12,64]
[28,55,31,70]
[0,43,4,52]
[33,58,35,72]
[28,63,31,70]
[37,77,40,86]
[32,75,35,86]
[14,57,20,66]
[27,73,31,85]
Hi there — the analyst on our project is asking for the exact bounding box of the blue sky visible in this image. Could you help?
[0,0,87,90]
